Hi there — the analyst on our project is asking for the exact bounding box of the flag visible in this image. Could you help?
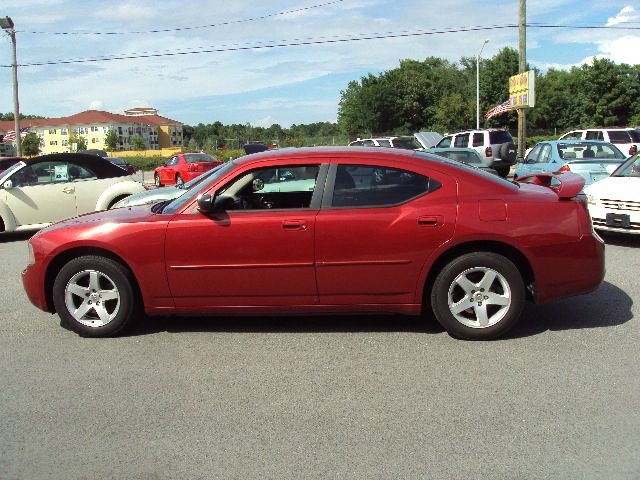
[1,128,29,143]
[485,100,514,119]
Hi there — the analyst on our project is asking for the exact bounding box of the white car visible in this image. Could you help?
[585,153,640,234]
[0,153,146,233]
[559,128,639,157]
[348,136,422,149]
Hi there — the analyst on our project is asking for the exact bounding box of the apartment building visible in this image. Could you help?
[0,108,183,155]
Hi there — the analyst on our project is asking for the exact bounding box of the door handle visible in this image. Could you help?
[417,215,443,227]
[62,187,75,194]
[282,220,306,231]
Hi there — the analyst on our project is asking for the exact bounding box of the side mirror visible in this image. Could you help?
[3,180,13,189]
[198,194,232,213]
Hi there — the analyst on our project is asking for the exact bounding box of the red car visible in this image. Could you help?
[154,152,222,187]
[22,147,604,340]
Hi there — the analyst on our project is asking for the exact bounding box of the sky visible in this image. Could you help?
[0,0,639,127]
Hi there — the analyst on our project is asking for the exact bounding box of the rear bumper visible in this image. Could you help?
[528,232,605,304]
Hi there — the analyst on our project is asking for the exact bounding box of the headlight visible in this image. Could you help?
[26,242,35,266]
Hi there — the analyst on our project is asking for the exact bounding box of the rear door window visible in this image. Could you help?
[472,132,484,147]
[454,134,469,148]
[436,136,453,148]
[331,164,440,208]
[607,131,632,144]
[585,131,604,141]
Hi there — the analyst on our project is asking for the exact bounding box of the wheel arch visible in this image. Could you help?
[44,247,144,313]
[422,240,536,308]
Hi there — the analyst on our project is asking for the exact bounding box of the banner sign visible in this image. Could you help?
[509,70,535,108]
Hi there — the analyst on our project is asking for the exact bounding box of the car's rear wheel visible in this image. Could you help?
[53,255,137,337]
[175,174,184,187]
[431,252,525,340]
[154,173,161,187]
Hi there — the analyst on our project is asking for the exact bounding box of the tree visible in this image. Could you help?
[69,134,87,151]
[187,137,199,151]
[130,135,146,150]
[21,132,40,156]
[104,129,118,151]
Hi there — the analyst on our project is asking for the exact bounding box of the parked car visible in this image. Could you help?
[559,128,639,157]
[0,153,146,233]
[0,156,24,174]
[348,136,422,149]
[514,140,626,186]
[22,147,604,340]
[422,147,498,174]
[434,129,516,177]
[106,157,136,175]
[154,152,222,187]
[584,153,640,234]
[111,164,226,209]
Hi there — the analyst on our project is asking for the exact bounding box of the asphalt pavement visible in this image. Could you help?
[0,232,638,479]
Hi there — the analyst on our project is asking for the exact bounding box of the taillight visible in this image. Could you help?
[629,145,637,156]
[485,146,492,157]
[558,164,571,173]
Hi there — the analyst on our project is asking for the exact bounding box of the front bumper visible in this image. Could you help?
[589,203,640,235]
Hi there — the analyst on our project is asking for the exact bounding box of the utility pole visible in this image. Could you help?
[517,0,526,158]
[0,17,21,156]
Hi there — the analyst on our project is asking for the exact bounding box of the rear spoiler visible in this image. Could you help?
[515,172,585,199]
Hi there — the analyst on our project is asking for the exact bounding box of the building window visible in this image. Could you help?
[60,129,68,135]
[48,129,56,134]
[62,140,68,146]
[49,140,58,145]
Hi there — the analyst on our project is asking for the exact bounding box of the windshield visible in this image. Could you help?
[0,160,26,181]
[431,150,482,164]
[184,153,218,163]
[557,142,625,160]
[611,154,640,177]
[392,137,421,149]
[162,160,236,214]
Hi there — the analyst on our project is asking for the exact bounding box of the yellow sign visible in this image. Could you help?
[509,70,535,108]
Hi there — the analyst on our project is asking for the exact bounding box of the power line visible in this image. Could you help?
[3,23,638,68]
[20,0,345,35]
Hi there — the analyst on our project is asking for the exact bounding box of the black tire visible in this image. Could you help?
[52,255,137,337]
[175,174,184,187]
[108,195,130,209]
[496,166,511,178]
[499,142,517,163]
[154,173,161,187]
[430,252,525,340]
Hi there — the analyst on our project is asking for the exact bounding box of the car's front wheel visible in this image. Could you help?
[430,252,525,340]
[175,174,184,187]
[52,255,137,337]
[154,173,161,187]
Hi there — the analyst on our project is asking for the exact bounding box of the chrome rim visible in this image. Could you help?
[447,267,511,329]
[64,270,120,328]
[176,176,183,186]
[154,175,160,187]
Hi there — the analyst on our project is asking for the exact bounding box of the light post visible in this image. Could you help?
[476,38,489,130]
[0,16,21,156]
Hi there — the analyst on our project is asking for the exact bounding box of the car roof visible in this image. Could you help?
[233,146,417,165]
[24,153,130,178]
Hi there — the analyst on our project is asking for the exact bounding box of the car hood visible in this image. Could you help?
[584,176,639,201]
[37,203,160,235]
[114,186,183,207]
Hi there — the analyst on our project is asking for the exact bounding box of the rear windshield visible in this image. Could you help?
[109,158,126,165]
[489,131,513,144]
[432,150,482,164]
[626,130,640,142]
[184,153,218,163]
[607,131,632,144]
[414,152,517,188]
[392,137,421,149]
[557,142,625,160]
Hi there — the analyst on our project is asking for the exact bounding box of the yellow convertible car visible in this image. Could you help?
[0,153,146,233]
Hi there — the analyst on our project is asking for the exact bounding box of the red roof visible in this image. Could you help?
[0,109,181,132]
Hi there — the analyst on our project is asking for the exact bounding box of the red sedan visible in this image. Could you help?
[22,147,604,340]
[154,152,222,187]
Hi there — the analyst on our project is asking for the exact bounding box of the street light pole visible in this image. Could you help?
[476,39,489,130]
[0,16,21,156]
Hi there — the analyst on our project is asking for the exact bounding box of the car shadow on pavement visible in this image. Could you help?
[599,232,640,248]
[505,281,633,339]
[0,231,35,243]
[124,281,631,338]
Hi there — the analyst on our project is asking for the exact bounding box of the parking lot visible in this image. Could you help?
[1,231,639,479]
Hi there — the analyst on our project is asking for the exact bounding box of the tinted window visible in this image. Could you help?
[472,132,484,147]
[525,144,542,164]
[68,163,97,180]
[454,134,469,148]
[433,150,482,164]
[167,157,180,166]
[561,131,583,140]
[363,140,376,147]
[377,139,391,147]
[628,130,640,142]
[607,131,632,144]
[489,131,513,144]
[184,153,218,163]
[557,142,625,160]
[349,141,364,147]
[436,136,453,148]
[392,137,420,149]
[585,131,604,141]
[331,164,440,208]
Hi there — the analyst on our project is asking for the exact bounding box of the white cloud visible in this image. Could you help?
[254,115,278,128]
[89,100,104,110]
[606,5,639,26]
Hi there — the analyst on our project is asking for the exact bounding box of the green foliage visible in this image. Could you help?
[21,132,40,156]
[69,134,87,151]
[104,129,118,151]
[129,135,146,150]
